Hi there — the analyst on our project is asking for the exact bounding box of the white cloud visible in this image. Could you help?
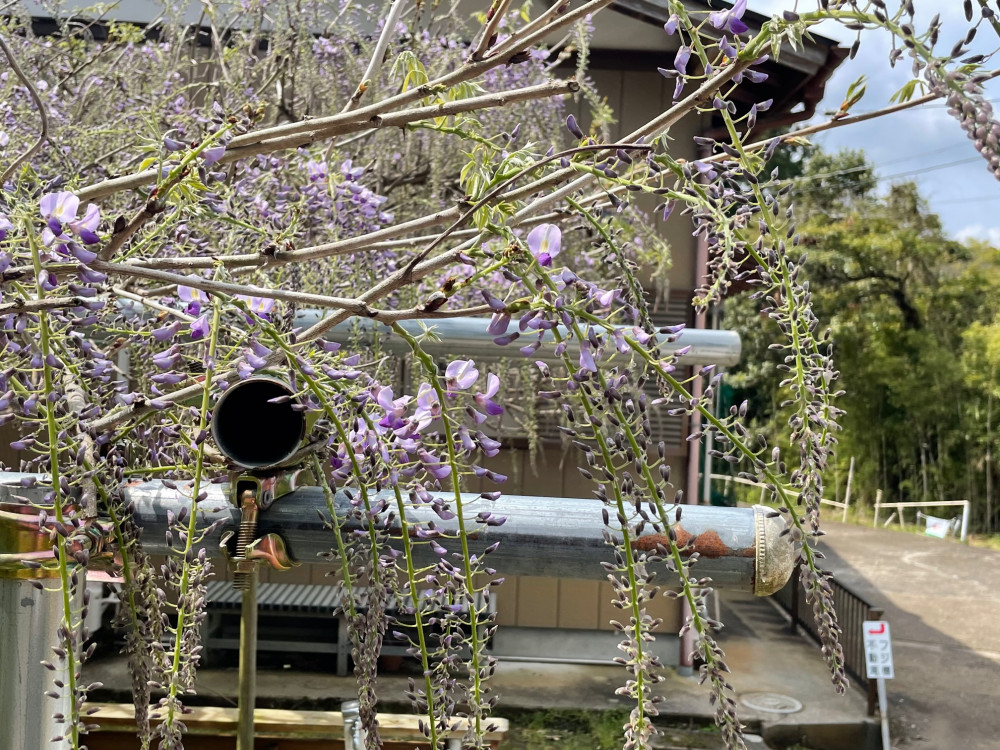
[955,224,1000,247]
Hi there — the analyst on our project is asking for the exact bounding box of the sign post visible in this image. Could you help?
[864,620,894,749]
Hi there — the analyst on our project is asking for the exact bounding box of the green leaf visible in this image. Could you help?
[889,79,919,104]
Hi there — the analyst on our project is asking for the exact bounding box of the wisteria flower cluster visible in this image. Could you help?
[0,1,997,750]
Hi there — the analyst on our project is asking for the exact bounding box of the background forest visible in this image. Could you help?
[725,145,1000,534]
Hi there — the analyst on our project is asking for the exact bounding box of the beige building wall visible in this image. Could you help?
[562,65,705,295]
[489,61,707,636]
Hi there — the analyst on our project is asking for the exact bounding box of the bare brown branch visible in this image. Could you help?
[0,33,49,185]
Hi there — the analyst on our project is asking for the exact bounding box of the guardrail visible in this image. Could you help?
[772,563,883,717]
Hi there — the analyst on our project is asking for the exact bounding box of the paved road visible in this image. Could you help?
[817,522,1000,749]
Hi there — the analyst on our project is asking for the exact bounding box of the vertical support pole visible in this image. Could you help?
[877,678,891,749]
[960,500,970,543]
[873,489,882,528]
[342,700,361,750]
[843,457,854,523]
[236,571,258,750]
[866,607,883,717]
[0,577,76,750]
[788,562,801,634]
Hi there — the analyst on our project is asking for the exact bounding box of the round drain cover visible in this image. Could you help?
[740,692,803,714]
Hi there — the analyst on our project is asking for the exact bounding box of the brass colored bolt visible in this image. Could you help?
[233,489,259,591]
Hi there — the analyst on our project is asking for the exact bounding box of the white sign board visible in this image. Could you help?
[924,515,951,538]
[863,620,894,680]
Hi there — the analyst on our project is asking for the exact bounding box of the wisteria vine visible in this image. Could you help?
[1,1,998,749]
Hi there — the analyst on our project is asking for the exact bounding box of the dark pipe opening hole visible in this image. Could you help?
[213,380,304,468]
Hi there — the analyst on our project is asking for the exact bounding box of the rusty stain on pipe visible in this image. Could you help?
[631,505,794,596]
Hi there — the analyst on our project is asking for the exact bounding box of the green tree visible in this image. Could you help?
[726,148,1000,531]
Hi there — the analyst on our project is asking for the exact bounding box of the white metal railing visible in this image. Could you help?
[706,472,852,522]
[872,489,970,542]
[707,471,972,542]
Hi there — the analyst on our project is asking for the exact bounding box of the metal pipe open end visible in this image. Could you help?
[752,504,796,596]
[211,377,305,470]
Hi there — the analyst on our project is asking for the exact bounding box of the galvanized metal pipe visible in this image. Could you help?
[116,481,791,594]
[293,313,742,367]
[0,578,78,750]
[0,476,792,593]
[108,303,740,367]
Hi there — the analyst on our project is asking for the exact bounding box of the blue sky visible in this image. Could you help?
[751,2,1000,244]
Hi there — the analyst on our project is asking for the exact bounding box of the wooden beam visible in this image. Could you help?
[84,703,510,742]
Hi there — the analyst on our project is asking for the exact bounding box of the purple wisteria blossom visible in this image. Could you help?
[40,192,101,245]
[526,224,561,267]
[236,294,275,318]
[341,159,364,180]
[306,160,328,181]
[471,373,503,423]
[673,45,691,76]
[152,346,180,370]
[418,448,451,480]
[709,0,748,35]
[38,269,58,291]
[487,312,511,336]
[190,313,210,339]
[73,204,102,244]
[152,321,182,342]
[445,359,479,391]
[413,383,441,429]
[476,431,501,457]
[375,386,411,430]
[202,145,226,165]
[178,285,208,315]
[237,340,271,378]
